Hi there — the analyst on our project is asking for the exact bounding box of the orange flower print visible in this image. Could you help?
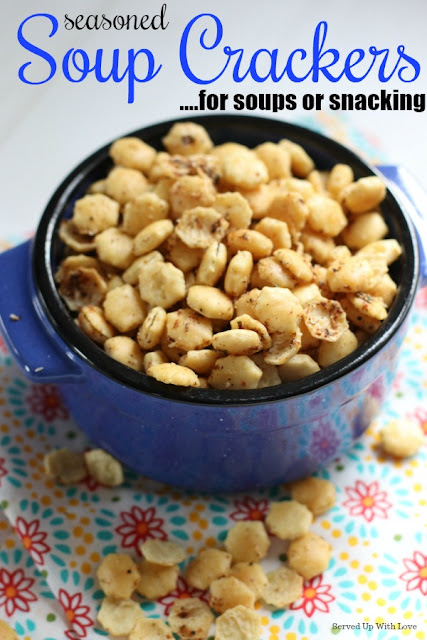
[15,517,50,565]
[116,506,167,553]
[400,551,427,596]
[0,568,37,617]
[230,497,269,521]
[342,480,392,523]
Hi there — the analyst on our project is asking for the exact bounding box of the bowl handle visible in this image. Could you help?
[376,165,427,288]
[0,240,83,383]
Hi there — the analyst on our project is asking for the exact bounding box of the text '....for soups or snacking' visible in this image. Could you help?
[17,11,421,104]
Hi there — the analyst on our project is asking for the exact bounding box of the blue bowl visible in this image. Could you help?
[0,116,426,492]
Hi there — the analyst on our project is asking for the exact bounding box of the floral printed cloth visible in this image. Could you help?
[0,279,426,640]
[0,119,426,640]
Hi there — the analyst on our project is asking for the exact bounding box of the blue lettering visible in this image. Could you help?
[396,45,421,82]
[62,49,93,82]
[250,49,280,83]
[312,21,342,82]
[16,12,422,101]
[269,49,288,82]
[60,46,160,103]
[17,13,57,84]
[343,49,377,82]
[370,47,401,82]
[223,47,250,82]
[180,13,230,84]
[285,49,310,82]
[93,49,117,83]
[125,48,162,103]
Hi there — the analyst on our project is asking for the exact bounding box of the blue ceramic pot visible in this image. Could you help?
[0,117,426,492]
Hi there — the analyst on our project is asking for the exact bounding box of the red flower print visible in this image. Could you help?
[26,384,68,421]
[82,474,100,492]
[413,407,427,435]
[0,458,7,486]
[392,371,404,392]
[399,551,427,595]
[116,506,167,553]
[0,334,7,353]
[230,497,269,521]
[342,480,392,523]
[415,286,427,309]
[15,517,50,566]
[0,568,37,617]
[58,589,93,638]
[290,575,335,617]
[157,576,209,615]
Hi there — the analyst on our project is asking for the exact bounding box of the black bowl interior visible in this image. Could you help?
[34,115,419,406]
